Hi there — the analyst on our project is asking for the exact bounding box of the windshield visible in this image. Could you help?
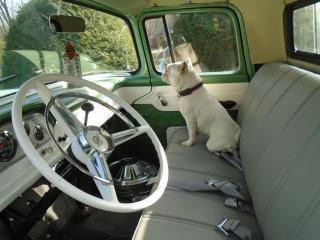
[0,0,138,97]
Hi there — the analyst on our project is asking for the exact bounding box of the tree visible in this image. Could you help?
[171,13,239,71]
[0,0,14,35]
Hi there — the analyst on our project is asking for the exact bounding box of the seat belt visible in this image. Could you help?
[218,151,243,171]
[216,217,251,240]
[224,197,254,215]
[205,179,248,201]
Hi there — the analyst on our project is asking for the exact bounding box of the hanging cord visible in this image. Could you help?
[130,76,153,106]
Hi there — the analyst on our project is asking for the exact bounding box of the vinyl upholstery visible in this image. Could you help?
[134,63,320,240]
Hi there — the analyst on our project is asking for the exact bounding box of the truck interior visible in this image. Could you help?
[0,0,319,240]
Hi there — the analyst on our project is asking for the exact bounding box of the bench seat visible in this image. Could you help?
[134,63,320,240]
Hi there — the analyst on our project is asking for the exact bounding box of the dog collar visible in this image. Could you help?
[177,82,203,98]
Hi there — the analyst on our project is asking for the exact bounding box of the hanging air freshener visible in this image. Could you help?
[63,41,82,78]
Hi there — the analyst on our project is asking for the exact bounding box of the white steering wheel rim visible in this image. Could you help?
[11,74,168,213]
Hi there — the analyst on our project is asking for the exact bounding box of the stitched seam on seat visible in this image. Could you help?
[249,85,320,192]
[239,63,283,120]
[169,166,243,181]
[261,124,320,226]
[247,73,307,148]
[291,190,320,240]
[240,64,288,127]
[166,188,224,203]
[241,69,292,136]
[140,215,215,230]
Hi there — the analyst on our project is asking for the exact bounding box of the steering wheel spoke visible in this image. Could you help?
[86,152,118,202]
[52,98,84,136]
[34,79,83,140]
[112,125,150,146]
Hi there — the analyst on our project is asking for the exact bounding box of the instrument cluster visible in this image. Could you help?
[0,112,52,172]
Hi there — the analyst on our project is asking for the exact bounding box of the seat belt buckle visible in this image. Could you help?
[216,217,251,240]
[224,197,255,215]
[215,217,230,237]
[205,179,218,187]
[224,197,239,208]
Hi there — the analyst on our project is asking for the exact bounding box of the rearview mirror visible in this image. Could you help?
[49,15,85,33]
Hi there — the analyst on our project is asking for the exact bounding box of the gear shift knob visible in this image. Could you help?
[81,102,94,126]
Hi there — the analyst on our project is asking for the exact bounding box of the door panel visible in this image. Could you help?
[116,82,248,111]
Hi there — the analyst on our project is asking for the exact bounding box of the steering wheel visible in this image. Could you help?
[11,74,168,213]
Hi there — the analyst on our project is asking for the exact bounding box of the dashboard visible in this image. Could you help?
[0,113,54,173]
[0,111,68,211]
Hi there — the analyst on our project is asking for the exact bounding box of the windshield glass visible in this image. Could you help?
[0,0,138,97]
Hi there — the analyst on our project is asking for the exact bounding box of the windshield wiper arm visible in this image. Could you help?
[0,74,18,83]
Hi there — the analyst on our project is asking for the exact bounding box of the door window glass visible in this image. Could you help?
[145,12,239,73]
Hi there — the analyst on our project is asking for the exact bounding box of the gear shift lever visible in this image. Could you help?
[81,102,94,126]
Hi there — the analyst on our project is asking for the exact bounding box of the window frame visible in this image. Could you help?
[284,0,320,64]
[64,0,141,75]
[142,8,244,76]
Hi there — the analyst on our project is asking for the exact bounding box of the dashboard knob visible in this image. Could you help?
[0,130,17,162]
[40,146,53,156]
[22,122,30,135]
[33,125,44,141]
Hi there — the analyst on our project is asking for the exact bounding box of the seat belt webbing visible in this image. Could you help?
[224,197,254,215]
[206,179,247,201]
[220,151,243,171]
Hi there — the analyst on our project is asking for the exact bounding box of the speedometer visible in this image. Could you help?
[0,130,18,162]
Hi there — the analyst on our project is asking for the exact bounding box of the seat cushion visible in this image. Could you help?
[134,128,254,240]
[133,189,263,240]
[166,127,243,181]
[166,127,250,198]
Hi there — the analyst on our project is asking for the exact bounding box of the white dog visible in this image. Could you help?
[162,60,240,153]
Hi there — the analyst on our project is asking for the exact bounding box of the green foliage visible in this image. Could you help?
[5,0,62,51]
[60,2,138,71]
[171,13,239,71]
[0,0,138,89]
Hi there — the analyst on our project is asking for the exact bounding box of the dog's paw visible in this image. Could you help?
[181,139,194,146]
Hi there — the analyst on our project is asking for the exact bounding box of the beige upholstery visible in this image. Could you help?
[238,63,320,240]
[134,189,263,240]
[134,63,320,240]
[166,127,249,196]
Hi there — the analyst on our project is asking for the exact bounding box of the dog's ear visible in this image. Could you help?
[181,61,188,74]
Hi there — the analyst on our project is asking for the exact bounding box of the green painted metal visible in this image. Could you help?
[137,3,254,82]
[149,73,249,86]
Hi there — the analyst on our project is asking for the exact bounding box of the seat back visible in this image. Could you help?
[238,63,320,240]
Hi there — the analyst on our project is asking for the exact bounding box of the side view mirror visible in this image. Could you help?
[49,15,85,33]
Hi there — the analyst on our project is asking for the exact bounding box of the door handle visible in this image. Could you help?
[158,95,168,106]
